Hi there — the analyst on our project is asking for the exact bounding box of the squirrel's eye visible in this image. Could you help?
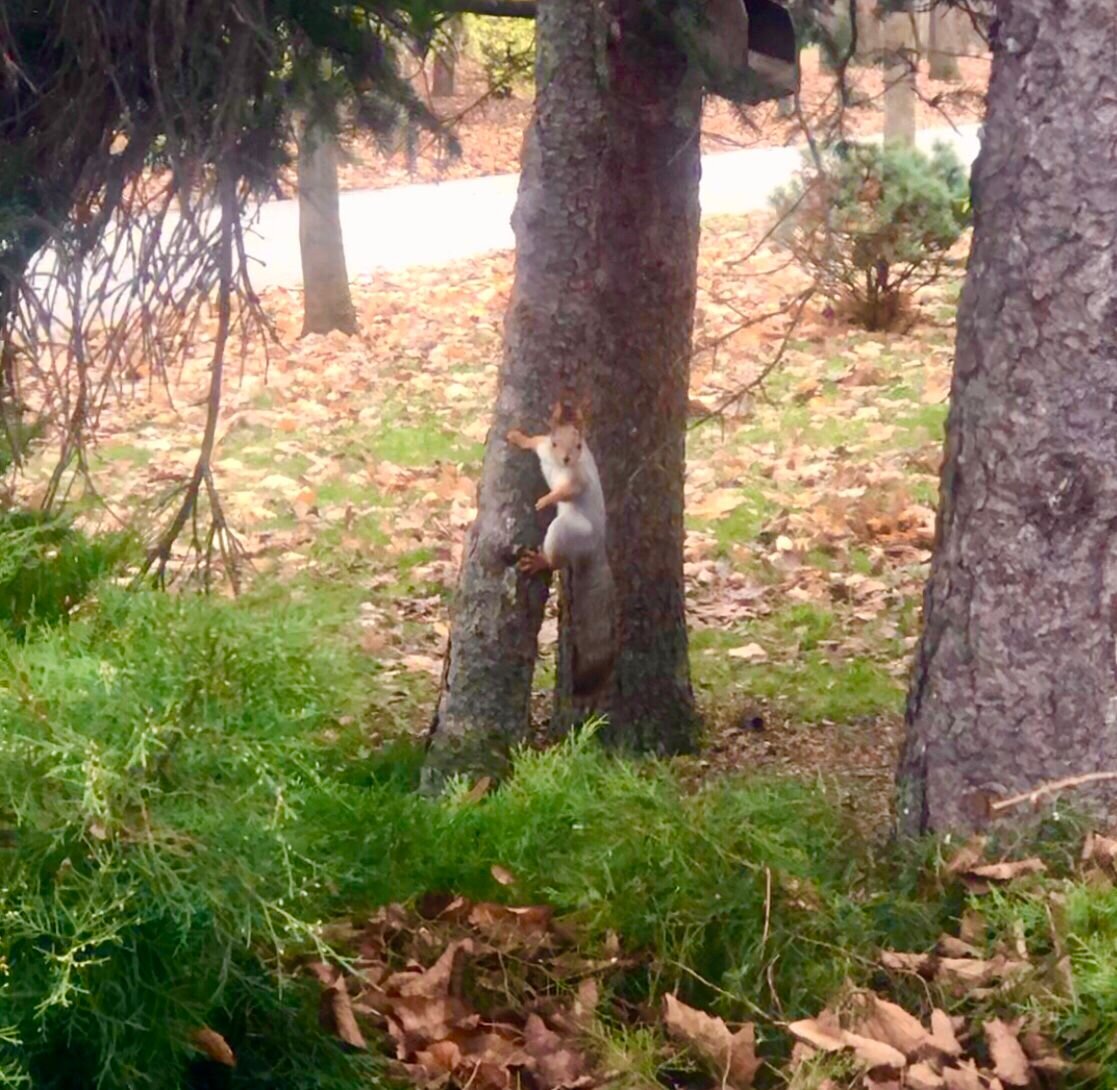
[552,440,557,447]
[577,443,583,451]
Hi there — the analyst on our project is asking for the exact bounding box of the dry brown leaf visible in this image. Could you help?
[905,1060,944,1090]
[966,858,1046,883]
[839,1030,905,1072]
[984,1019,1031,1087]
[523,1013,592,1090]
[663,994,760,1089]
[491,864,516,886]
[1082,831,1117,870]
[853,994,931,1059]
[926,1009,962,1059]
[936,935,983,958]
[190,1026,236,1067]
[880,950,934,975]
[387,995,478,1043]
[787,1015,847,1054]
[307,962,367,1049]
[397,939,472,999]
[936,954,1029,991]
[461,776,493,804]
[958,909,986,947]
[944,836,987,875]
[940,1062,984,1090]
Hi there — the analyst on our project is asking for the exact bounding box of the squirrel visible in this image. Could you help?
[507,400,617,697]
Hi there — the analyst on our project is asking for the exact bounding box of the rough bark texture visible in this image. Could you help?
[927,5,961,80]
[297,115,357,337]
[853,0,882,63]
[425,0,609,783]
[427,0,704,779]
[590,0,701,752]
[883,7,915,146]
[898,0,1117,833]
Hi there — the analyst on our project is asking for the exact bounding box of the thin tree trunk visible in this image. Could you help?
[431,18,461,97]
[883,5,916,146]
[898,0,1117,833]
[427,0,703,780]
[424,0,609,784]
[927,4,960,80]
[853,0,881,63]
[297,112,357,337]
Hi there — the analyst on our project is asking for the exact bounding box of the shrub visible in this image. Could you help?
[0,510,135,638]
[771,140,971,330]
[462,14,534,98]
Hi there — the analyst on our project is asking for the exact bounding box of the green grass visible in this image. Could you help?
[0,579,950,1089]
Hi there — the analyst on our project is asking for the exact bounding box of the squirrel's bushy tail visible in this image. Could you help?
[568,552,618,697]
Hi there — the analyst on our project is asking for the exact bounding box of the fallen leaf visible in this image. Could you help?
[190,1027,236,1067]
[663,994,760,1089]
[307,962,367,1049]
[984,1019,1031,1087]
[852,993,930,1059]
[966,858,1046,882]
[397,939,472,999]
[727,642,768,662]
[523,1013,591,1090]
[491,864,516,886]
[905,1060,944,1090]
[927,1009,962,1059]
[941,1061,984,1090]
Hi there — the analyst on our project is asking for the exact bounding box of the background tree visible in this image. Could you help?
[883,1,916,145]
[927,3,961,80]
[425,0,796,780]
[0,0,445,558]
[899,0,1117,832]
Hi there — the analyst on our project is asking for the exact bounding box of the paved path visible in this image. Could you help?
[243,123,982,288]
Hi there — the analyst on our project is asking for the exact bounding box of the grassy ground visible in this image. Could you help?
[12,211,960,827]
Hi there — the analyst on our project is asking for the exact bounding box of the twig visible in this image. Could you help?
[990,771,1117,814]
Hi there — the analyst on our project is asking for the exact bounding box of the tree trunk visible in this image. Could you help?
[898,0,1117,834]
[432,17,461,97]
[882,6,916,146]
[589,0,700,752]
[297,112,357,337]
[853,0,882,63]
[927,4,960,81]
[424,0,609,784]
[426,0,701,781]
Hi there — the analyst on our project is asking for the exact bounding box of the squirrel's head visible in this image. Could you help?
[549,400,585,469]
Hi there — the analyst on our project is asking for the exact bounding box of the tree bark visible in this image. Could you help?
[588,0,701,752]
[898,0,1117,833]
[424,0,610,783]
[426,0,702,780]
[432,17,461,97]
[882,5,916,146]
[927,4,961,80]
[853,0,882,63]
[297,112,357,337]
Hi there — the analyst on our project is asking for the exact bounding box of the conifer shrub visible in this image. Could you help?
[772,140,971,330]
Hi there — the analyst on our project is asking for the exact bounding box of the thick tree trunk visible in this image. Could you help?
[590,0,700,752]
[898,0,1117,833]
[297,113,357,337]
[882,6,916,146]
[425,0,609,783]
[426,0,701,780]
[927,4,960,80]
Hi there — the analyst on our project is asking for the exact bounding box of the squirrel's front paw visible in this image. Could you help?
[517,550,551,576]
[534,495,550,512]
